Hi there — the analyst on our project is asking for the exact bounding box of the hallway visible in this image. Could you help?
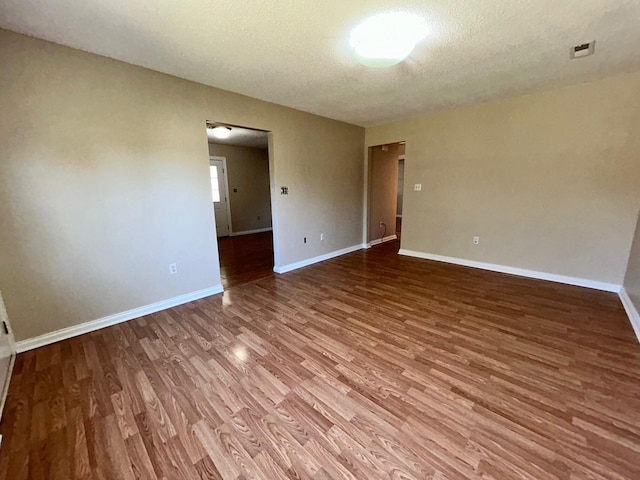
[217,232,274,289]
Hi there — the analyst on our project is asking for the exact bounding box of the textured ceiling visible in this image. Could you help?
[207,126,268,149]
[2,0,640,126]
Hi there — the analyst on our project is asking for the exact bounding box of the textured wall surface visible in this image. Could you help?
[208,143,272,233]
[366,71,640,284]
[0,30,364,341]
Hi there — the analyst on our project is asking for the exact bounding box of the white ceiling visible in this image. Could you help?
[2,0,640,126]
[206,126,268,149]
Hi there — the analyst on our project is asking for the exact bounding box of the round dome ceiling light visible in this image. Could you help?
[211,126,231,139]
[350,12,428,68]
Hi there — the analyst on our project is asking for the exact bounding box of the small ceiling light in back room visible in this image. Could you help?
[350,12,428,68]
[211,126,231,139]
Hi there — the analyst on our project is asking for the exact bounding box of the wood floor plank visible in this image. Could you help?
[217,232,275,289]
[1,240,640,479]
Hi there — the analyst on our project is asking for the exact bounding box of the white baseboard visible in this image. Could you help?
[230,227,272,237]
[619,287,640,343]
[368,235,398,247]
[398,249,621,293]
[16,285,224,353]
[274,244,366,274]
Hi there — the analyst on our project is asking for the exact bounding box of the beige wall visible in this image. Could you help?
[366,71,640,284]
[208,143,272,233]
[624,211,640,311]
[0,29,364,341]
[368,144,401,242]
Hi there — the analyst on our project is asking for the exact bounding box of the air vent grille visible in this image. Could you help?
[570,41,595,59]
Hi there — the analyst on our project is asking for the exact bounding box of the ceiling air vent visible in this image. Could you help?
[570,41,595,59]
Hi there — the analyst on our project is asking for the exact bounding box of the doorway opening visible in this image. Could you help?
[366,141,406,250]
[206,123,276,289]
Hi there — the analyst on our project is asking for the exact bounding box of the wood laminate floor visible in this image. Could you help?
[2,241,640,479]
[218,232,274,289]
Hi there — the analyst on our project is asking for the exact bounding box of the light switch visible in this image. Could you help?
[414,184,422,191]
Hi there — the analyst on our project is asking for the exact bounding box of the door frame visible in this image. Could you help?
[206,127,279,272]
[396,154,406,218]
[363,143,406,247]
[0,291,16,420]
[266,133,280,270]
[209,156,233,236]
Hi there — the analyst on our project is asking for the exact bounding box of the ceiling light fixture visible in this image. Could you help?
[210,126,231,139]
[350,12,428,68]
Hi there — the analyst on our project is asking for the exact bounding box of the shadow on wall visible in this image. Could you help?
[623,209,640,310]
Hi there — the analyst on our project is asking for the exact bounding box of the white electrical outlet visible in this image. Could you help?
[169,263,178,275]
[320,233,324,241]
[414,184,422,191]
[473,236,479,245]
